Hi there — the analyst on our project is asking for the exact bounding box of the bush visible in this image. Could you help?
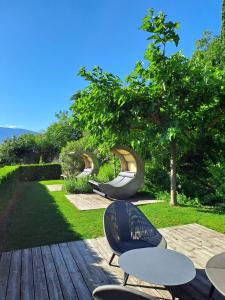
[0,164,62,219]
[144,161,170,194]
[95,163,115,183]
[64,177,92,194]
[208,162,225,203]
[0,166,20,216]
[19,164,61,181]
[156,191,201,207]
[0,166,19,182]
[60,135,92,177]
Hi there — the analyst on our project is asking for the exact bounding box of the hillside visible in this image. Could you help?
[0,127,36,143]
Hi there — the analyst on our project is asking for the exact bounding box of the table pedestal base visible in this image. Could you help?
[123,272,129,286]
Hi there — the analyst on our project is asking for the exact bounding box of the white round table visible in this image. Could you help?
[119,248,196,299]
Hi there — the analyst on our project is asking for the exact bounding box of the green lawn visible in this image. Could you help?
[2,180,225,251]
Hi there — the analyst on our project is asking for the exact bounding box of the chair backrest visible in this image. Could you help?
[104,201,165,253]
[93,285,156,300]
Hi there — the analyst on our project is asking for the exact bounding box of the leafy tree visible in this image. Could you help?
[71,9,225,206]
[193,0,225,70]
[60,133,94,176]
[39,111,81,162]
[221,0,225,40]
[0,111,80,166]
[0,134,39,166]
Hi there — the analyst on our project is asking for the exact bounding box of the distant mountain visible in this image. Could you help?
[0,127,37,143]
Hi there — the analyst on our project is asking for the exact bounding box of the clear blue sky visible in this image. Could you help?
[0,0,222,131]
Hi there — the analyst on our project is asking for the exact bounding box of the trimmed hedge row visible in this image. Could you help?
[19,164,61,181]
[0,164,61,217]
[0,166,20,215]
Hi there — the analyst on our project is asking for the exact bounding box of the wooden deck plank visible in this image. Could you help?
[0,224,225,300]
[59,243,92,300]
[0,252,12,300]
[21,249,34,300]
[41,246,64,300]
[67,240,111,292]
[32,247,49,300]
[50,244,78,300]
[89,238,169,299]
[6,250,22,300]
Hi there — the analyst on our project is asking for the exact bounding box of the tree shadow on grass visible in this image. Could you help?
[196,205,225,215]
[0,182,84,251]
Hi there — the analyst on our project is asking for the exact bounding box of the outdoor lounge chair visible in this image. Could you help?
[104,201,167,268]
[93,285,156,300]
[89,146,144,199]
[66,151,99,178]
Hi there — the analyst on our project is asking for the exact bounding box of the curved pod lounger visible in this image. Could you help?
[65,151,99,179]
[89,146,144,199]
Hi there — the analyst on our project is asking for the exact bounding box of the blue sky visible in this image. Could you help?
[0,0,222,131]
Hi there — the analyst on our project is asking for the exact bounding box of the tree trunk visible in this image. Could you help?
[170,140,177,206]
[113,153,116,177]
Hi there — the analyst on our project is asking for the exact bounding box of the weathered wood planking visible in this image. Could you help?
[0,224,224,299]
[0,252,12,300]
[6,250,21,300]
[21,249,34,300]
[41,246,63,300]
[65,193,162,211]
[32,247,49,300]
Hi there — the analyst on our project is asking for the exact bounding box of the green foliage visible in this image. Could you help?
[144,160,170,194]
[95,163,115,183]
[0,134,39,166]
[156,191,201,207]
[0,166,20,216]
[207,162,225,202]
[193,31,225,70]
[0,166,20,183]
[39,111,81,162]
[60,133,97,177]
[0,111,80,166]
[19,164,61,181]
[1,180,225,251]
[140,8,180,51]
[64,177,92,194]
[71,8,225,206]
[221,0,225,41]
[71,66,124,148]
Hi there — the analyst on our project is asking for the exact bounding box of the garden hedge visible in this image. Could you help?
[0,166,20,216]
[0,164,61,217]
[19,164,61,181]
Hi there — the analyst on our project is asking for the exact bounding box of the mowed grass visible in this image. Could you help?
[2,180,225,251]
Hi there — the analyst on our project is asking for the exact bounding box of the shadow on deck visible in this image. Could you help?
[0,223,225,300]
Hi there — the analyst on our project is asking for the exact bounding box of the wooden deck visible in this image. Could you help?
[0,223,225,300]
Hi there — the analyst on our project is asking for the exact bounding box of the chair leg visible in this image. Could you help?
[209,284,215,298]
[123,272,129,286]
[109,253,116,266]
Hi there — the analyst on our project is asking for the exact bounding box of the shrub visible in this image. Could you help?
[0,166,20,216]
[64,177,92,194]
[208,162,225,203]
[60,135,92,177]
[144,161,170,194]
[19,164,61,181]
[156,191,201,207]
[96,163,115,183]
[0,166,19,182]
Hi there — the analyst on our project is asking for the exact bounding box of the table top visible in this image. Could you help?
[119,248,196,286]
[206,252,225,296]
